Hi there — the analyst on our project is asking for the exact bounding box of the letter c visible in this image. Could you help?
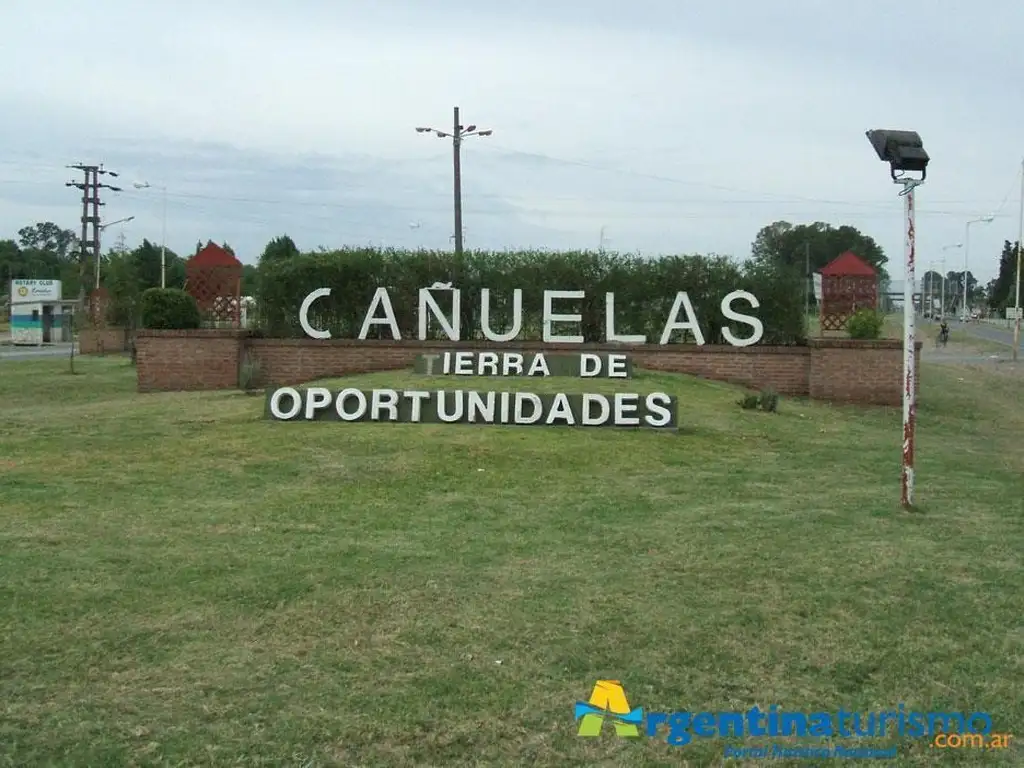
[299,288,331,339]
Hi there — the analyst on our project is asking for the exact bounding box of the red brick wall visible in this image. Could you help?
[133,330,923,406]
[135,329,245,392]
[246,339,812,396]
[79,328,130,354]
[808,339,921,405]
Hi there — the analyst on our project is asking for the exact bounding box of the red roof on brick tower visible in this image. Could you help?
[190,241,241,268]
[820,251,876,277]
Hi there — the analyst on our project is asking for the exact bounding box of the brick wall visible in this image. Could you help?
[807,339,921,405]
[133,330,924,406]
[135,329,246,392]
[79,327,131,354]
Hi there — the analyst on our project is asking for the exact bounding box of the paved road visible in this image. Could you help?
[0,342,78,361]
[956,321,1023,350]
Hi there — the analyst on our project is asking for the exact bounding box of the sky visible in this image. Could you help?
[1,0,1022,285]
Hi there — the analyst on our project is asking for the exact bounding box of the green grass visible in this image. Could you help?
[1,357,1021,766]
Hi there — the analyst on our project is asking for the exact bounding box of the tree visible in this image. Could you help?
[124,240,185,291]
[102,248,142,327]
[17,222,78,262]
[259,234,299,265]
[5,222,84,297]
[241,264,258,295]
[0,239,22,286]
[751,221,889,286]
[921,269,946,312]
[945,271,982,312]
[130,240,163,291]
[987,240,1019,311]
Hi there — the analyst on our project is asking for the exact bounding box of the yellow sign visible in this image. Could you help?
[17,286,28,297]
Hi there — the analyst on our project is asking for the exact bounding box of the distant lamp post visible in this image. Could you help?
[1013,157,1023,361]
[865,128,929,510]
[939,243,962,318]
[963,216,994,321]
[133,181,168,288]
[96,216,135,288]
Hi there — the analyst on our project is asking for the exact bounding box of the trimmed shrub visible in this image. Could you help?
[847,309,885,340]
[139,288,201,330]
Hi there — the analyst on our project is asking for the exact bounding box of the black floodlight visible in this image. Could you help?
[866,129,929,180]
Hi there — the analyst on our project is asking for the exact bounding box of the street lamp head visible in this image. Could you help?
[980,215,995,223]
[477,130,493,137]
[466,124,477,133]
[414,127,431,133]
[133,181,150,189]
[866,129,929,181]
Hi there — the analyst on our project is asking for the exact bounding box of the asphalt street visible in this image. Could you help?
[0,342,78,361]
[956,321,1023,351]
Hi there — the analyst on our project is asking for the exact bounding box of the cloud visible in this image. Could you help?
[1,0,1021,280]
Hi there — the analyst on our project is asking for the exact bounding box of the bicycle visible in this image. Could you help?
[936,328,949,348]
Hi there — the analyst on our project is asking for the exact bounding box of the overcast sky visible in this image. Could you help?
[1,0,1022,283]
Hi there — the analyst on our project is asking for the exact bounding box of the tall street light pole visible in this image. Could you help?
[96,216,135,288]
[133,181,168,288]
[939,243,962,319]
[866,128,929,509]
[963,215,994,321]
[1013,157,1023,361]
[415,107,492,265]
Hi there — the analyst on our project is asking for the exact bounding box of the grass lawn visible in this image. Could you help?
[1,355,1021,766]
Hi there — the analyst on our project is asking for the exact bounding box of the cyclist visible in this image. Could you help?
[938,319,949,347]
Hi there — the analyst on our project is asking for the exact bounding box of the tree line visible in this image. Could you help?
[0,222,257,325]
[5,217,1011,323]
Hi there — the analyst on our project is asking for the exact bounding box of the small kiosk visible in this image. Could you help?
[8,280,74,345]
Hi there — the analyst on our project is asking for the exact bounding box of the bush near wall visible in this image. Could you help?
[254,249,807,344]
[139,288,202,330]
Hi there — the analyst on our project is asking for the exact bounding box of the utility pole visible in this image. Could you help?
[1013,157,1023,361]
[66,163,121,316]
[415,108,492,269]
[804,242,811,319]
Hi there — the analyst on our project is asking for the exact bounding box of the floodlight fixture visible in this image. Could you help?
[866,129,929,181]
[415,127,430,133]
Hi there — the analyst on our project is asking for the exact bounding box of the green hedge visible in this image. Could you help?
[139,288,201,330]
[254,249,807,344]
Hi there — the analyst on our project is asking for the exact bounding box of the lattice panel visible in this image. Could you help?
[820,311,851,331]
[819,275,878,331]
[186,264,242,324]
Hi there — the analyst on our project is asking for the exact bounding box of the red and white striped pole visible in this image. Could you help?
[899,178,921,508]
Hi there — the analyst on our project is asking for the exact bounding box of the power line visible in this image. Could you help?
[4,153,1020,212]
